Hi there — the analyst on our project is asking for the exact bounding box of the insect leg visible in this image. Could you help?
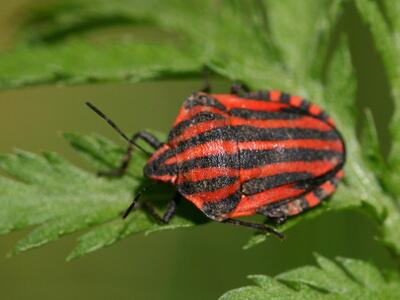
[141,193,180,224]
[99,130,163,177]
[200,66,211,93]
[221,218,284,239]
[230,82,250,95]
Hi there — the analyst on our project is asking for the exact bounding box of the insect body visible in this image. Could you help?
[87,88,345,237]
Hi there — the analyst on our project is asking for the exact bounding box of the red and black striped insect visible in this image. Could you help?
[86,85,345,238]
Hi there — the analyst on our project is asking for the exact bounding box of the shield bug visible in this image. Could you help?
[86,85,345,238]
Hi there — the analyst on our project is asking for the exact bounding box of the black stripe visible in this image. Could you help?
[149,125,342,168]
[178,153,239,172]
[239,148,343,169]
[280,93,291,103]
[313,187,327,200]
[299,197,310,210]
[257,196,310,217]
[300,99,310,111]
[173,126,341,156]
[146,125,343,177]
[202,190,242,219]
[294,180,315,190]
[184,94,227,111]
[230,108,301,120]
[143,147,177,177]
[146,147,176,169]
[235,126,339,141]
[242,172,313,195]
[146,145,343,177]
[319,111,330,122]
[152,148,342,176]
[242,90,269,101]
[279,101,333,126]
[168,111,225,141]
[294,161,344,190]
[178,176,239,195]
[331,177,340,186]
[144,160,178,177]
[235,92,333,126]
[145,151,239,177]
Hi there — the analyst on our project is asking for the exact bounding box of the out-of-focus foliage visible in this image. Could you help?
[356,0,400,206]
[0,41,201,88]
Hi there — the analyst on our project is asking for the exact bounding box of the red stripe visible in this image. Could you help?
[269,90,281,101]
[176,158,338,184]
[327,117,336,127]
[169,119,228,145]
[229,184,304,218]
[212,94,289,111]
[290,95,302,107]
[172,106,227,126]
[239,139,344,153]
[177,167,239,184]
[171,117,338,147]
[305,192,320,207]
[172,107,189,126]
[166,140,237,165]
[148,144,171,163]
[240,161,337,181]
[335,170,344,179]
[231,116,333,131]
[177,160,337,184]
[308,104,322,115]
[321,181,335,195]
[168,139,341,171]
[286,201,303,215]
[186,182,240,203]
[149,174,176,183]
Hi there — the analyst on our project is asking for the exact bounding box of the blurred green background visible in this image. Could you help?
[0,1,396,300]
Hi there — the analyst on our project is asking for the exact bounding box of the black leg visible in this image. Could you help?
[230,82,250,95]
[269,215,287,225]
[221,218,285,239]
[259,208,288,225]
[99,130,163,177]
[142,194,180,224]
[200,67,211,93]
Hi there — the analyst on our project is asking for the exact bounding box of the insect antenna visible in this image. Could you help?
[122,185,152,218]
[86,102,151,156]
[122,192,142,219]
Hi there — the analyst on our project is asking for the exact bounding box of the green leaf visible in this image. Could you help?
[0,133,194,259]
[355,0,400,254]
[0,0,400,259]
[219,255,400,300]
